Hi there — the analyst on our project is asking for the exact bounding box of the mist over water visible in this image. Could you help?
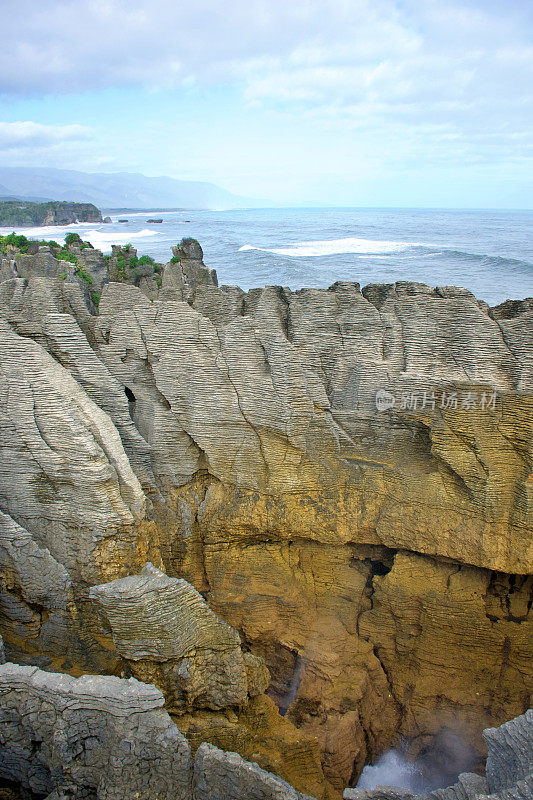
[356,729,479,794]
[2,207,532,305]
[357,750,427,792]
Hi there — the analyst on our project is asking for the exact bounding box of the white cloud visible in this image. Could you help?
[0,122,92,149]
[0,0,530,197]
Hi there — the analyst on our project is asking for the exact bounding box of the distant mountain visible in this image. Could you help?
[0,167,265,210]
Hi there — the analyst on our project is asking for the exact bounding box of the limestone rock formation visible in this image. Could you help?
[89,563,333,798]
[0,509,74,668]
[0,237,531,792]
[484,709,533,797]
[194,742,317,800]
[0,662,192,799]
[0,201,102,227]
[0,661,529,800]
[167,237,218,289]
[0,661,319,800]
[89,562,268,711]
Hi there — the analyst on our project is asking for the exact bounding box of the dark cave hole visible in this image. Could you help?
[124,386,136,403]
[370,560,392,576]
[0,776,47,799]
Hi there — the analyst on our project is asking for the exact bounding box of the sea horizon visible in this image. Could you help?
[3,205,532,306]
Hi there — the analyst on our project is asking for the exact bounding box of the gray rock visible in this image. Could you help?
[484,709,533,793]
[0,509,74,665]
[169,238,218,288]
[89,563,269,711]
[0,662,315,800]
[193,742,315,800]
[75,247,109,291]
[0,662,192,800]
[0,235,532,786]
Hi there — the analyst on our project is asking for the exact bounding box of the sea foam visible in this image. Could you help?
[239,237,414,257]
[0,222,97,240]
[0,223,160,253]
[79,228,159,251]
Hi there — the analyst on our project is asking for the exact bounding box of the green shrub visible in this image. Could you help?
[0,232,32,252]
[170,255,180,263]
[59,273,67,280]
[65,232,83,246]
[75,267,93,284]
[56,249,78,265]
[90,291,101,308]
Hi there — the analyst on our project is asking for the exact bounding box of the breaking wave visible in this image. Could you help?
[239,237,416,257]
[78,228,159,251]
[0,223,161,253]
[0,222,98,240]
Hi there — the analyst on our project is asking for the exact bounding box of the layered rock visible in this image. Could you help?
[88,563,334,799]
[0,238,531,791]
[0,664,320,800]
[0,509,74,669]
[0,660,529,800]
[0,661,192,799]
[89,562,269,711]
[0,661,316,800]
[0,201,102,227]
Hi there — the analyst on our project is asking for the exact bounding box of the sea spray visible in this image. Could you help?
[356,728,478,793]
[279,655,305,716]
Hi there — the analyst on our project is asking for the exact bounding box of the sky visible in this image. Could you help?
[0,0,532,207]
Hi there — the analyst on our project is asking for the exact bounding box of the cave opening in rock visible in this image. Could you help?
[0,774,50,799]
[124,386,136,403]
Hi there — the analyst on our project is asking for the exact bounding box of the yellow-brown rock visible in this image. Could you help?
[176,694,337,800]
[0,246,531,792]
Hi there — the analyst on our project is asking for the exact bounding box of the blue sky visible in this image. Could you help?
[0,0,532,207]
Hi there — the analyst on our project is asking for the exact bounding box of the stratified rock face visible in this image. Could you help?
[0,662,192,800]
[0,509,74,668]
[169,237,218,289]
[194,742,316,800]
[0,240,531,790]
[88,563,332,798]
[89,562,266,711]
[0,661,319,800]
[343,709,533,800]
[484,709,533,795]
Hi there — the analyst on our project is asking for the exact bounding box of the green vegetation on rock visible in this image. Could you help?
[108,245,163,286]
[0,200,102,227]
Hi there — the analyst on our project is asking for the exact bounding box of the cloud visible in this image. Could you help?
[0,0,530,196]
[0,122,92,150]
[0,1,530,98]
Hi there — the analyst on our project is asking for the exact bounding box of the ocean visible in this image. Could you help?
[2,207,532,306]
